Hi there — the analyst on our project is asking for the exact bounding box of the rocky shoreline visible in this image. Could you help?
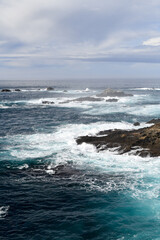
[76,120,160,157]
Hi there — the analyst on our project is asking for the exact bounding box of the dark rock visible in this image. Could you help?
[47,87,54,91]
[42,101,55,104]
[133,122,140,126]
[1,89,11,92]
[106,98,118,102]
[15,89,21,92]
[76,122,160,157]
[97,88,133,97]
[147,119,160,124]
[63,90,68,92]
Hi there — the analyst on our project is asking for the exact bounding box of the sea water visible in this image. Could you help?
[0,79,160,240]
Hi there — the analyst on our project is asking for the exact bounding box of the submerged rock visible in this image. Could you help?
[76,122,160,157]
[1,89,11,92]
[15,89,21,92]
[97,88,133,97]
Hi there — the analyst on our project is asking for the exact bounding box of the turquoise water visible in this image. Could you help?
[0,80,160,239]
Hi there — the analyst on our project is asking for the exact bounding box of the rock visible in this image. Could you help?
[15,89,21,92]
[76,122,160,157]
[1,89,11,92]
[63,90,68,92]
[60,96,103,104]
[97,88,133,97]
[147,119,160,124]
[106,98,118,102]
[42,101,55,104]
[47,87,54,91]
[133,122,140,126]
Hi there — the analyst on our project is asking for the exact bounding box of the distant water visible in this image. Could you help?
[0,79,160,240]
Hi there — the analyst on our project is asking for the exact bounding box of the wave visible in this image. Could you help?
[20,88,46,92]
[0,206,9,219]
[0,104,9,109]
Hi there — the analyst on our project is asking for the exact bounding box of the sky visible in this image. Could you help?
[1,0,160,80]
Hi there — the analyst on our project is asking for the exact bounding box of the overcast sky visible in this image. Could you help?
[1,0,160,80]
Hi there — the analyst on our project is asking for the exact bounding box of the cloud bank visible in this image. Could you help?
[1,0,160,79]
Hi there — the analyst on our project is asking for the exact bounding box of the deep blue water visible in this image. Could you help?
[0,79,160,240]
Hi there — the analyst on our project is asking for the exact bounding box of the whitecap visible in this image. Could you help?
[18,164,29,170]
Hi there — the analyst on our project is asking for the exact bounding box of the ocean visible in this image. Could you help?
[0,79,160,240]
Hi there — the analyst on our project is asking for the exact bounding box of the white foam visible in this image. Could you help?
[45,169,55,175]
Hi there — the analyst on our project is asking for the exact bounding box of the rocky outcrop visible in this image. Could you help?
[76,123,160,157]
[1,89,11,92]
[97,88,133,97]
[147,119,160,124]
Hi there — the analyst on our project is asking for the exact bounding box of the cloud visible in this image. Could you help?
[143,37,160,46]
[1,0,160,78]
